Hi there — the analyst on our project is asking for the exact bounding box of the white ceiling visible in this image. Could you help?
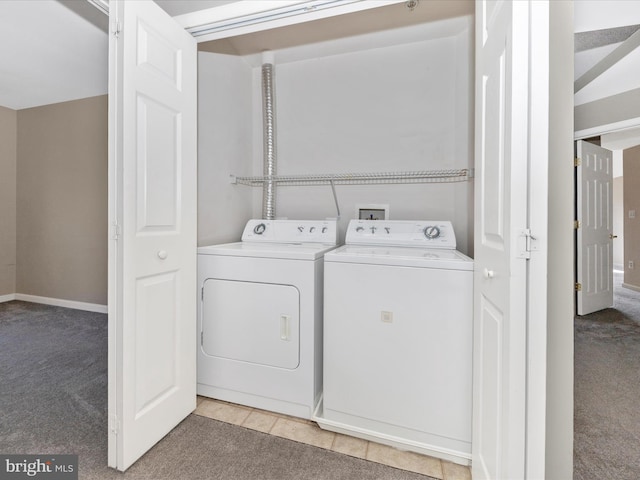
[1,0,639,144]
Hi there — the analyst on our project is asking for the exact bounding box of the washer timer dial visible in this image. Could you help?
[423,225,441,239]
[253,223,266,235]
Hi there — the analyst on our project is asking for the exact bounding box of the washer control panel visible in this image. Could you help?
[242,219,338,245]
[345,220,456,249]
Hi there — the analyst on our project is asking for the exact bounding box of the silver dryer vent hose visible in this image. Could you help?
[262,62,277,220]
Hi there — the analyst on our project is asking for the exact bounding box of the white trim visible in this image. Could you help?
[86,0,109,16]
[14,294,107,314]
[182,0,404,43]
[0,293,17,303]
[622,282,640,293]
[526,2,550,478]
[574,117,640,140]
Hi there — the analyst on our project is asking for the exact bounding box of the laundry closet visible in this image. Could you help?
[195,1,474,254]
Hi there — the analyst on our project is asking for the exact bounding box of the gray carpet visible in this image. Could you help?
[574,272,640,480]
[0,301,432,479]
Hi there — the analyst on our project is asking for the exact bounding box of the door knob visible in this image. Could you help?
[610,234,618,239]
[157,250,168,260]
[484,268,495,279]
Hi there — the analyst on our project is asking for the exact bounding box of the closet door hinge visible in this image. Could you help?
[574,157,581,167]
[111,20,121,38]
[574,220,581,229]
[110,414,120,435]
[575,283,582,292]
[517,229,537,259]
[112,222,121,241]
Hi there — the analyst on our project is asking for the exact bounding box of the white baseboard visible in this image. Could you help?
[13,294,107,314]
[622,283,640,293]
[0,293,17,303]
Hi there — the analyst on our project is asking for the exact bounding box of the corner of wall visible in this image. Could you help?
[0,105,17,297]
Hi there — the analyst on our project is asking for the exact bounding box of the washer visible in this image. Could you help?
[316,219,473,464]
[197,219,338,419]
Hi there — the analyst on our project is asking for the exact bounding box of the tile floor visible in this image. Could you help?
[194,396,471,480]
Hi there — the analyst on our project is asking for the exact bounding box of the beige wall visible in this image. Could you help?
[16,95,107,305]
[623,144,640,288]
[0,106,17,297]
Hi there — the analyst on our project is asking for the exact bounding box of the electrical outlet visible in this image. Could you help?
[630,210,636,219]
[629,261,634,269]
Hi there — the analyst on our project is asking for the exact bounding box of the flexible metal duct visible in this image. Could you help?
[261,56,277,220]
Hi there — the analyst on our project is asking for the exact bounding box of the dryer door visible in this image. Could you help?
[202,279,300,369]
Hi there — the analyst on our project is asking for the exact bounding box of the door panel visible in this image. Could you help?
[108,0,197,471]
[576,140,614,315]
[473,1,528,478]
[136,97,180,230]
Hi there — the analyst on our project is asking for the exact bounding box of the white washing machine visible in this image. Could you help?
[316,219,473,465]
[197,219,338,419]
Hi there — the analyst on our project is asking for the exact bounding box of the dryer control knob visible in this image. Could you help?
[253,223,266,235]
[423,226,441,239]
[356,227,364,232]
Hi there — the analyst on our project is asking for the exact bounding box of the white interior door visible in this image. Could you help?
[473,1,530,478]
[576,140,614,315]
[108,0,197,471]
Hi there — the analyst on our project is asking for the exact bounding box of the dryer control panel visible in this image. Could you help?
[345,220,456,249]
[242,219,339,245]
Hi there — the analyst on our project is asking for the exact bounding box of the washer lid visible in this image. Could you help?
[198,241,339,261]
[324,245,474,270]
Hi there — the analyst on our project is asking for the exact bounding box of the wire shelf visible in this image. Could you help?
[231,169,472,187]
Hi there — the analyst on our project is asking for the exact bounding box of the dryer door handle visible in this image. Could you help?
[280,315,291,341]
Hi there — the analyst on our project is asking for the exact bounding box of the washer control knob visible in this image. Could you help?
[310,227,316,233]
[253,223,266,235]
[356,226,364,232]
[423,225,441,239]
[370,226,377,234]
[298,226,304,232]
[322,227,328,233]
[385,227,390,234]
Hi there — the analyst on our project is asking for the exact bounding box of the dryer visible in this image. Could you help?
[316,219,473,465]
[197,219,338,419]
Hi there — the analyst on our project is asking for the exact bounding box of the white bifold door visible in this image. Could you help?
[108,0,197,471]
[473,1,534,478]
[576,140,614,315]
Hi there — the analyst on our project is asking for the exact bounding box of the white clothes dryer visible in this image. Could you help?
[316,219,473,465]
[197,219,338,419]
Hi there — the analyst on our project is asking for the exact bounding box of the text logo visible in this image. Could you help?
[0,455,77,480]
